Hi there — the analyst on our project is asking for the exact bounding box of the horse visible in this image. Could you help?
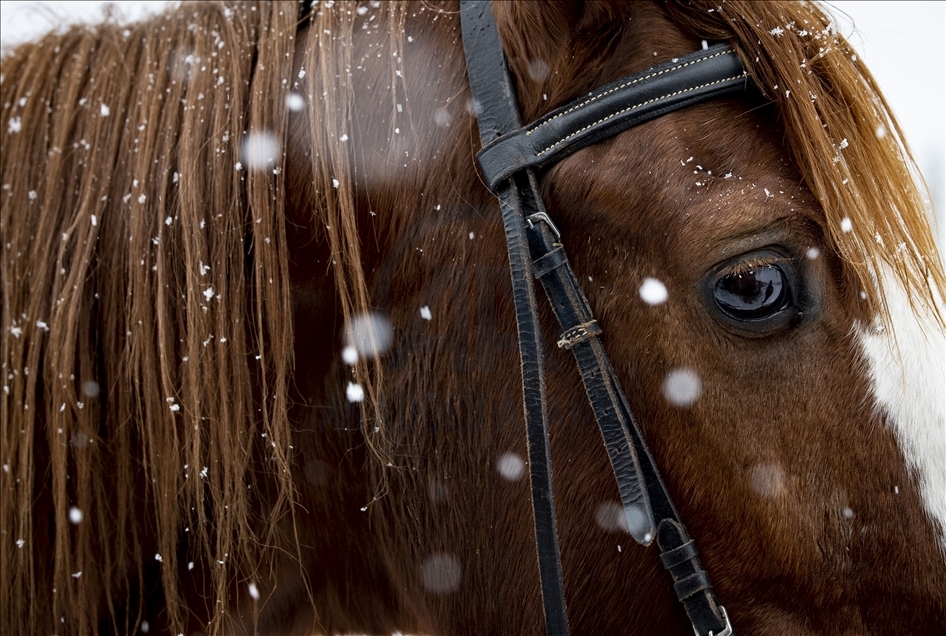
[2,0,944,634]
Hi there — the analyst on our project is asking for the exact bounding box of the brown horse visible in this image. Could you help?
[2,1,944,634]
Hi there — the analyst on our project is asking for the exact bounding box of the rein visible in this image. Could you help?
[459,2,747,634]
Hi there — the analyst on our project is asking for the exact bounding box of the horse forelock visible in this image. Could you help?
[662,0,945,329]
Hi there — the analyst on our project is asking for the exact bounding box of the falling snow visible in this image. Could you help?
[639,278,668,305]
[595,502,626,533]
[420,305,432,320]
[750,463,786,498]
[240,131,280,171]
[345,312,393,359]
[663,368,702,407]
[496,452,525,481]
[420,553,462,594]
[341,345,358,365]
[285,93,304,111]
[527,59,550,82]
[346,382,365,403]
[69,507,83,524]
[434,108,451,127]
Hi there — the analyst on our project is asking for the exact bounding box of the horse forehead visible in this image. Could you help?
[568,102,818,252]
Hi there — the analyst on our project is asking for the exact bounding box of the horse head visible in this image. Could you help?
[1,1,943,634]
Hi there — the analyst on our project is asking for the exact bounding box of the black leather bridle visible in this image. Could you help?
[459,1,748,634]
[298,0,744,632]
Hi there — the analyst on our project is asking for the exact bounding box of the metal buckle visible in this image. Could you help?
[525,212,561,240]
[693,605,732,636]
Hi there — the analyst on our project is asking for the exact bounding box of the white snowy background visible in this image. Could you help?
[1,1,944,249]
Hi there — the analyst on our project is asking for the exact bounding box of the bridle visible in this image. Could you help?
[459,1,748,634]
[297,0,745,633]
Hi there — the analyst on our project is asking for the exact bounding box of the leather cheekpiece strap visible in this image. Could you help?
[532,246,568,279]
[461,3,570,635]
[658,519,730,634]
[659,539,700,569]
[460,1,740,635]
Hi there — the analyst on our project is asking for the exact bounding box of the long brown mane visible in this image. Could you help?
[1,3,299,632]
[2,1,943,634]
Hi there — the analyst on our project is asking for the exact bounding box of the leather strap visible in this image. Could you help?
[461,2,739,635]
[461,3,569,634]
[476,44,747,190]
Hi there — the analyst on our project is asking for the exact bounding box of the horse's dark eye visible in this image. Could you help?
[714,265,788,320]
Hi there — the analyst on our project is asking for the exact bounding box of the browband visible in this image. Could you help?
[476,44,747,190]
[460,1,742,635]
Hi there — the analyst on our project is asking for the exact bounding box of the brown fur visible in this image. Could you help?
[1,1,944,634]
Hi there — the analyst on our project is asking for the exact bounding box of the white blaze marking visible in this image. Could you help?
[857,267,946,553]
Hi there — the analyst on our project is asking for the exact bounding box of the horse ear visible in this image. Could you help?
[493,0,628,119]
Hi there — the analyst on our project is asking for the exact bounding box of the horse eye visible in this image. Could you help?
[714,265,788,320]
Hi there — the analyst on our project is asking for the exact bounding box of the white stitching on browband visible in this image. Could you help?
[535,72,747,158]
[524,49,734,137]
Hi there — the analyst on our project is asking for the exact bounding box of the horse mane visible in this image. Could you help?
[1,2,301,632]
[2,0,943,634]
